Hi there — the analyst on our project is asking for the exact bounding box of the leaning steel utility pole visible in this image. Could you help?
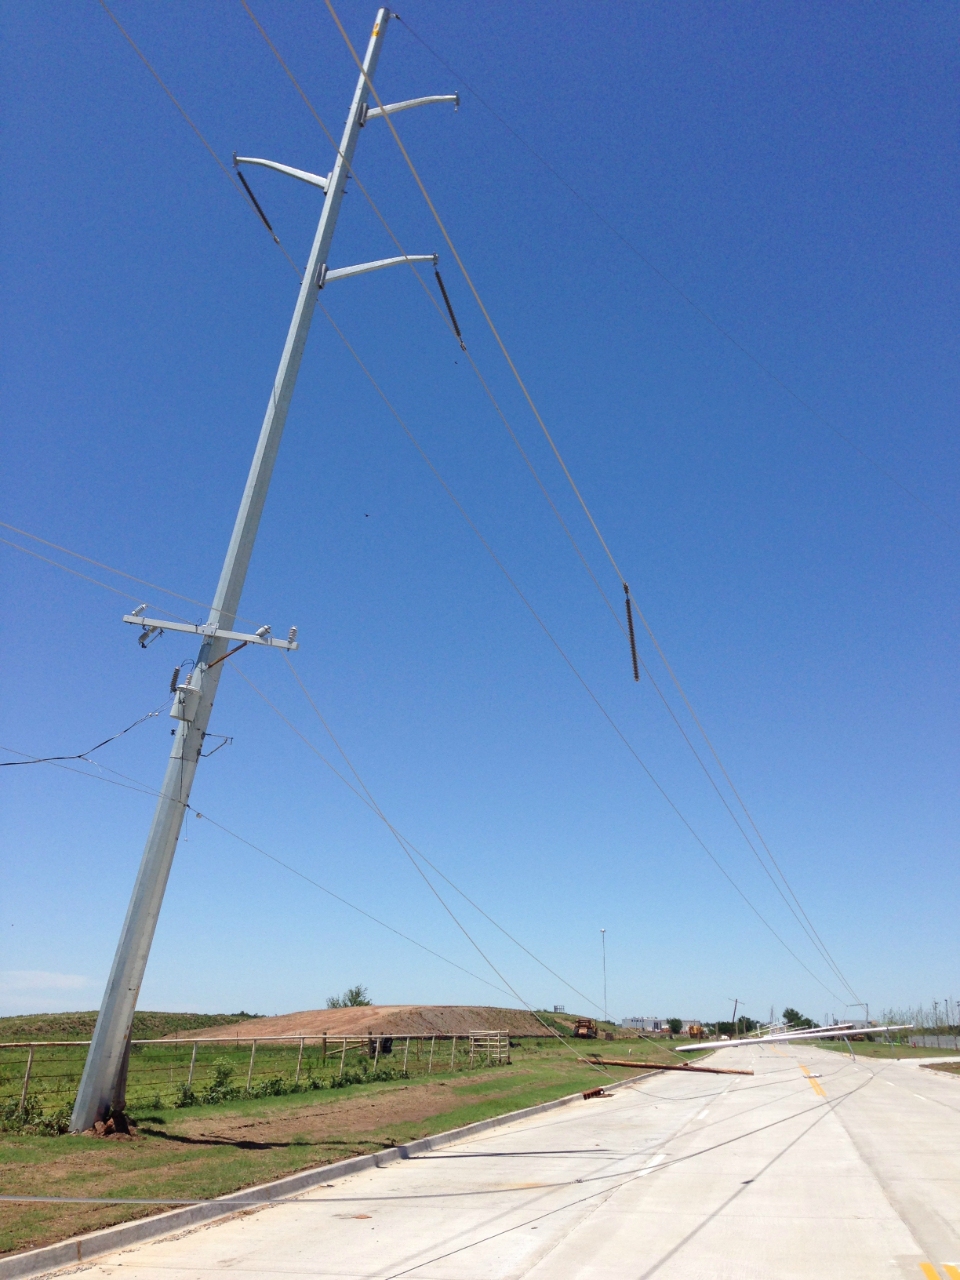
[71,8,455,1131]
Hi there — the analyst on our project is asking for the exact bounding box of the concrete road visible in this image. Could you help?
[72,1044,960,1279]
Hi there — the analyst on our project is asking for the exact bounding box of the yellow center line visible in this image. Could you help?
[800,1064,827,1097]
[920,1262,941,1278]
[941,1265,960,1280]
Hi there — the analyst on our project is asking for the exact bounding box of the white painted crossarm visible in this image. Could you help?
[122,616,298,650]
[365,94,458,120]
[234,156,330,191]
[322,254,436,285]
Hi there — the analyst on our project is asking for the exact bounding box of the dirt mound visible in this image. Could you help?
[163,1006,549,1041]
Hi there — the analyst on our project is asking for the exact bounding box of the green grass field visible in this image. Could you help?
[0,1036,688,1258]
[0,1016,695,1123]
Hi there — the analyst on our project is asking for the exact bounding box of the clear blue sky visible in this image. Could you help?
[2,1,957,1026]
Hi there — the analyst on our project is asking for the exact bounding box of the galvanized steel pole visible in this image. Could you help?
[70,10,392,1132]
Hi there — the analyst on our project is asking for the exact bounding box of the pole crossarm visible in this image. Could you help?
[122,616,299,650]
[70,5,456,1135]
[234,155,330,191]
[364,93,458,121]
[321,254,436,287]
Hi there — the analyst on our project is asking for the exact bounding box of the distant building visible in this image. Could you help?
[553,1005,566,1013]
[622,1017,701,1033]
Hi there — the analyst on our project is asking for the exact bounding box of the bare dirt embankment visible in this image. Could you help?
[162,1005,549,1040]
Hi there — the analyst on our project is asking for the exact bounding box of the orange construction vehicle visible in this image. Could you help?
[574,1018,598,1039]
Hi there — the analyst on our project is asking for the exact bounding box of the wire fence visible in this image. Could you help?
[0,1031,511,1120]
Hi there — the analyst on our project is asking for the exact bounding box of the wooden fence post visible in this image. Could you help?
[20,1047,34,1110]
[187,1042,198,1086]
[246,1041,257,1090]
[322,1035,327,1066]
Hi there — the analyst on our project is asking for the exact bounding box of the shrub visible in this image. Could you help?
[0,1096,71,1136]
[247,1075,287,1098]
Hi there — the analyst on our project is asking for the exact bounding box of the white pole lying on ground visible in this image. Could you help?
[674,1023,913,1052]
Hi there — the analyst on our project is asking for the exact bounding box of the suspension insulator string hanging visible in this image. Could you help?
[435,269,466,350]
[624,583,640,682]
[234,161,280,245]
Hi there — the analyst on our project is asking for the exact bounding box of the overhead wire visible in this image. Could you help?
[322,0,862,1006]
[281,652,604,1015]
[97,0,301,277]
[1,536,162,608]
[237,0,461,346]
[224,657,613,1066]
[33,7,606,1043]
[90,0,856,1004]
[191,811,516,1000]
[324,0,627,583]
[0,743,513,998]
[393,12,957,539]
[312,307,849,1006]
[0,702,169,767]
[0,522,248,626]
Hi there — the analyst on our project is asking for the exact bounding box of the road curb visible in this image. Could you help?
[1,1070,656,1278]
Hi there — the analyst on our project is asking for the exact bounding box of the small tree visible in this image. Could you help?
[326,984,372,1009]
[667,1018,683,1035]
[782,1007,815,1029]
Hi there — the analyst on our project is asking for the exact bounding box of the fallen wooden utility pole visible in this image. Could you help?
[588,1057,753,1076]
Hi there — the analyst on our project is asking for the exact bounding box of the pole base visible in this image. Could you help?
[79,1110,137,1138]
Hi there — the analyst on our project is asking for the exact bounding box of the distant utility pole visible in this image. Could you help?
[601,929,607,1023]
[70,9,455,1133]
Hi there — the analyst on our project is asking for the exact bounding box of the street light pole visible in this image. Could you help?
[70,9,451,1132]
[601,928,607,1024]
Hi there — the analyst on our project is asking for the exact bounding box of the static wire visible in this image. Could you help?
[89,0,854,1006]
[321,0,861,1008]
